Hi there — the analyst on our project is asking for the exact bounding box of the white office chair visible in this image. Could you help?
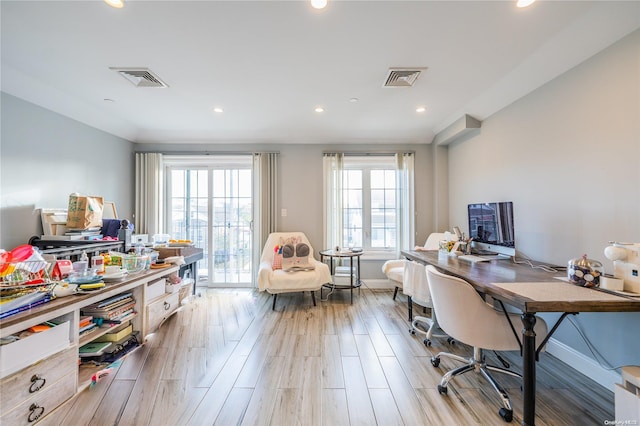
[381,232,447,301]
[402,260,451,346]
[425,265,548,423]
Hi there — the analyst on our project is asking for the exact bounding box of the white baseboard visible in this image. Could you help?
[546,338,620,391]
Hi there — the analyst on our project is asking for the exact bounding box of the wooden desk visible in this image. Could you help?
[401,250,640,426]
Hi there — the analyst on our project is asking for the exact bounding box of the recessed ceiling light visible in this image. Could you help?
[311,0,327,10]
[516,0,535,8]
[213,107,224,113]
[349,98,359,103]
[416,106,427,113]
[315,107,325,113]
[104,0,124,9]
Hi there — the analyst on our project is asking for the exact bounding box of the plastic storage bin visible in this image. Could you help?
[615,366,640,423]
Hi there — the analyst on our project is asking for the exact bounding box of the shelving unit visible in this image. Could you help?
[0,265,181,424]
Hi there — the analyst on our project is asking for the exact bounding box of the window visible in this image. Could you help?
[324,153,414,256]
[342,158,397,250]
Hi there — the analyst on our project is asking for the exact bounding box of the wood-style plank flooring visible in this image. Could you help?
[41,288,614,425]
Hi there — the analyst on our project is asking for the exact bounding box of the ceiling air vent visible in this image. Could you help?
[382,67,427,88]
[110,67,169,88]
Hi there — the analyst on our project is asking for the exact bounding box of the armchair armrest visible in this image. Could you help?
[382,259,405,275]
[258,260,274,291]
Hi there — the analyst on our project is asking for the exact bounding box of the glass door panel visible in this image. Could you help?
[167,159,252,287]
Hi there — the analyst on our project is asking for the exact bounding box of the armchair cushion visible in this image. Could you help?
[258,232,331,293]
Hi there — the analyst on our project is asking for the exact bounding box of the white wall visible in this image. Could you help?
[0,93,135,249]
[446,29,640,369]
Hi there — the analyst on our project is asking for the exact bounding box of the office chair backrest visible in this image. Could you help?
[424,233,448,250]
[425,265,522,351]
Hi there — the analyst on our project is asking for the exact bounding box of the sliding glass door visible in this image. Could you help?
[165,156,253,287]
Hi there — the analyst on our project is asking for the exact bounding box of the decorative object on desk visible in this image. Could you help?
[439,233,463,256]
[567,254,603,287]
[604,242,640,294]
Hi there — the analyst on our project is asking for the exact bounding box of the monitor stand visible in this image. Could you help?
[471,249,511,260]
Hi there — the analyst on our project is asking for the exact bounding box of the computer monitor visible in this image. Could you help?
[468,201,515,257]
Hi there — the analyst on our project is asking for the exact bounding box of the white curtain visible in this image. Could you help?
[253,152,278,286]
[396,152,415,258]
[134,152,163,235]
[323,153,343,250]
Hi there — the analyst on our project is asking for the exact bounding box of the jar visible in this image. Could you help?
[567,254,603,288]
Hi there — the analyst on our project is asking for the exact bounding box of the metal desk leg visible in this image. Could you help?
[521,313,537,426]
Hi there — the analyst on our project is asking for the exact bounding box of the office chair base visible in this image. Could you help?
[431,348,519,423]
[410,315,450,347]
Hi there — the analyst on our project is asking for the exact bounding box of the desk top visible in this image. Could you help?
[401,250,640,314]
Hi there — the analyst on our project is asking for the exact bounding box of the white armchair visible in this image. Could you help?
[257,232,331,310]
[382,232,447,301]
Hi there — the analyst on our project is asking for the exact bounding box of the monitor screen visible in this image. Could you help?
[468,201,515,256]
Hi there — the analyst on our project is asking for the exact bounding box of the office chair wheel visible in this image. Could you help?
[498,407,513,422]
[409,328,416,335]
[437,384,448,395]
[423,338,431,346]
[447,337,455,345]
[430,357,440,368]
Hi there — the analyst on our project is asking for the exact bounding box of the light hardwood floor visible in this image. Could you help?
[41,288,614,426]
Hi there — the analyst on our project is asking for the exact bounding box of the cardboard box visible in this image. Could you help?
[1,321,70,378]
[157,247,182,259]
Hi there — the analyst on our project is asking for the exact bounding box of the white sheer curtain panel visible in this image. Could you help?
[322,153,343,250]
[135,152,163,235]
[253,152,278,285]
[396,152,415,258]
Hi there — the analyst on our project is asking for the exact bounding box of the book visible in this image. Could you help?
[82,301,136,319]
[86,292,133,309]
[79,315,93,329]
[94,324,133,342]
[79,322,97,334]
[79,341,113,357]
[81,297,134,314]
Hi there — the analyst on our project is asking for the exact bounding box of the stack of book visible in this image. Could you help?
[79,315,97,337]
[0,291,51,320]
[80,292,136,324]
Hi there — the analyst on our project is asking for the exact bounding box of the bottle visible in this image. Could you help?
[133,238,145,255]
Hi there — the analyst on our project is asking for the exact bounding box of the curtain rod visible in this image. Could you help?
[135,151,280,155]
[322,151,415,156]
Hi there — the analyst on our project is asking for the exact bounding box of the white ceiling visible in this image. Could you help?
[2,1,639,145]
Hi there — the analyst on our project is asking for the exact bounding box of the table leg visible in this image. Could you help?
[521,313,537,426]
[350,258,354,304]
